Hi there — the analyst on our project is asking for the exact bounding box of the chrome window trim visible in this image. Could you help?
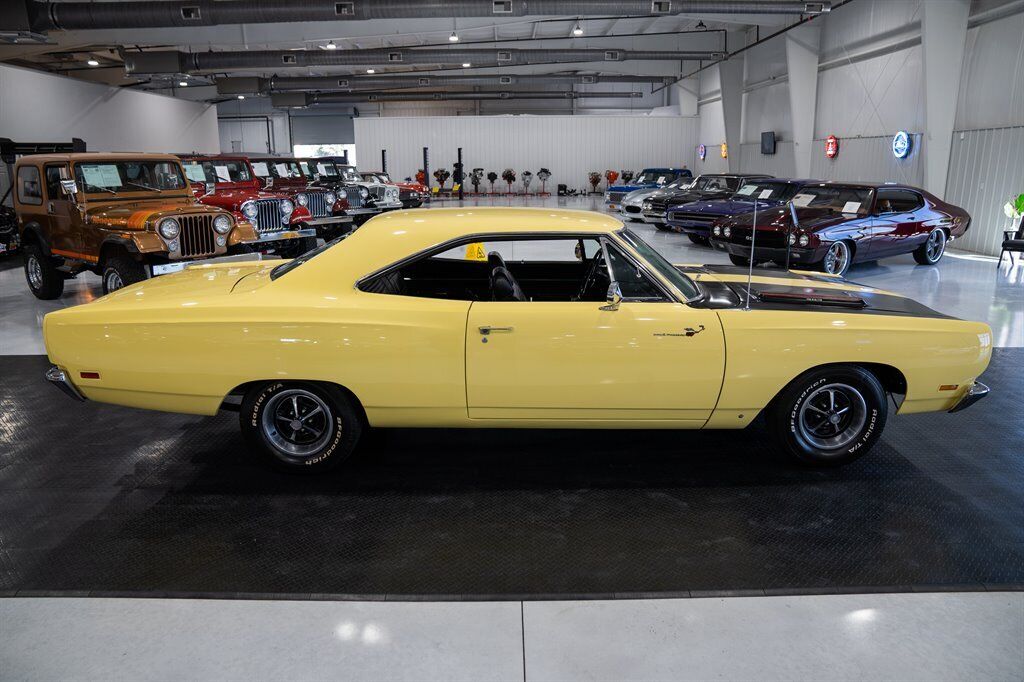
[615,228,704,304]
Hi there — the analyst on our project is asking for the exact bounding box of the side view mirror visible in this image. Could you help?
[600,282,622,311]
[60,179,78,196]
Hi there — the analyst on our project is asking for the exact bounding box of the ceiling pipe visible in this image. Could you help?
[217,73,670,95]
[127,47,724,74]
[273,90,645,107]
[29,1,831,32]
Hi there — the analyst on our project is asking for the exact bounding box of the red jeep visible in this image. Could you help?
[180,155,319,257]
[247,156,354,239]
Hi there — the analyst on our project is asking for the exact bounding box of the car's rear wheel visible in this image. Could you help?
[766,365,887,466]
[913,228,946,265]
[101,253,147,294]
[687,234,710,246]
[240,381,362,473]
[820,240,852,276]
[23,243,64,300]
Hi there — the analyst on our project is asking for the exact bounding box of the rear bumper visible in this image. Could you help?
[45,366,85,402]
[949,381,990,413]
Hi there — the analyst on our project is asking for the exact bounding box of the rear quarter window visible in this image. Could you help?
[17,166,42,205]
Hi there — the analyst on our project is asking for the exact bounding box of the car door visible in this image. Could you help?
[465,241,725,423]
[43,163,79,256]
[869,188,920,258]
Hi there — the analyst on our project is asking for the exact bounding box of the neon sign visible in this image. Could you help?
[825,135,839,159]
[892,131,912,159]
[698,144,706,161]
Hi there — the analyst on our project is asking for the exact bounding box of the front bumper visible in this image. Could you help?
[949,381,990,413]
[641,209,666,224]
[303,216,352,226]
[710,239,825,265]
[247,227,318,243]
[45,366,86,402]
[668,222,714,236]
[345,207,381,216]
[370,200,403,211]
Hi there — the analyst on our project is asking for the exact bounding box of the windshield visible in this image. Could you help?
[310,160,339,178]
[636,171,678,185]
[791,185,873,215]
[181,159,252,184]
[73,160,187,194]
[270,232,351,280]
[665,176,691,190]
[251,160,304,180]
[733,180,800,201]
[618,228,701,301]
[339,166,362,183]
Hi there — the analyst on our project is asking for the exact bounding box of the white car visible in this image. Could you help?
[616,187,663,221]
[336,164,403,211]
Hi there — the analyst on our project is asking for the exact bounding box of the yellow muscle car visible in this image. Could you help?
[43,207,992,472]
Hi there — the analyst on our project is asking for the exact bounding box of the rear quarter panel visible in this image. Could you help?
[706,308,992,427]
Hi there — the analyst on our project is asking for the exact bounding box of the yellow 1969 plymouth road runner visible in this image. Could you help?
[43,208,991,472]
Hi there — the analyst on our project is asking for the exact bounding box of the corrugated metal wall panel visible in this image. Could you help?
[945,126,1024,256]
[808,134,923,185]
[955,12,1024,130]
[739,141,795,177]
[354,115,700,193]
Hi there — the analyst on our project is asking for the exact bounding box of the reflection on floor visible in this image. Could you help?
[0,195,1021,355]
[1,593,1021,681]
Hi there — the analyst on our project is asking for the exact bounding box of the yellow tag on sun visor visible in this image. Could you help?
[465,243,487,261]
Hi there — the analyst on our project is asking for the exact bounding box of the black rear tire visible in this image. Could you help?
[766,365,887,466]
[729,254,751,266]
[278,236,318,258]
[23,243,65,300]
[102,252,147,295]
[240,381,362,473]
[688,234,710,246]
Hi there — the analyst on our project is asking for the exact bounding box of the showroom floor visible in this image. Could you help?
[2,196,1023,680]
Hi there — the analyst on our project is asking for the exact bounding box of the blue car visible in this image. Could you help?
[604,167,692,211]
[665,178,816,244]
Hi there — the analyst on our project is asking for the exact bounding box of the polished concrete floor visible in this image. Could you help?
[1,195,1022,679]
[1,195,1021,355]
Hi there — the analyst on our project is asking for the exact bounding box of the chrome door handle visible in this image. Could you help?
[478,326,514,335]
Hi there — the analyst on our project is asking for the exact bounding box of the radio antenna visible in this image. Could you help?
[744,192,757,311]
[785,200,799,272]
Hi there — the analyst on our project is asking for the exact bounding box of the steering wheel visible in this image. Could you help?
[576,249,607,301]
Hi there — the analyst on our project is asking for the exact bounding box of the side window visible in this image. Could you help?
[605,243,666,301]
[17,166,42,205]
[44,165,67,200]
[876,189,923,214]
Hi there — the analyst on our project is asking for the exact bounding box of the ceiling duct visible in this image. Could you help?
[128,48,724,74]
[274,90,645,107]
[218,74,671,95]
[30,1,830,32]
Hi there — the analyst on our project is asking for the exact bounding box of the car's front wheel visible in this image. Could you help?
[729,254,751,266]
[240,381,362,472]
[766,365,888,466]
[820,240,852,276]
[688,234,710,246]
[23,243,65,300]
[102,253,147,294]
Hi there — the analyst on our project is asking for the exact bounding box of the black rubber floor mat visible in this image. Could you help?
[1,351,1022,599]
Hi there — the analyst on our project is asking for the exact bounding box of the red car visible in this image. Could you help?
[361,171,427,208]
[180,155,317,257]
[246,156,354,240]
[709,182,971,276]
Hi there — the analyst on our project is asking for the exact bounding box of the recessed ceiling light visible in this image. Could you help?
[237,95,245,99]
[179,81,188,87]
[449,31,459,42]
[325,40,337,50]
[572,23,584,36]
[462,62,471,68]
[87,59,99,66]
[366,68,375,74]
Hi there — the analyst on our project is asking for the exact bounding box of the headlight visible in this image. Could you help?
[788,232,796,245]
[280,199,294,215]
[325,192,337,205]
[241,201,258,219]
[724,226,732,237]
[295,193,308,207]
[359,187,369,199]
[799,234,810,247]
[213,214,233,234]
[158,218,180,239]
[713,226,721,236]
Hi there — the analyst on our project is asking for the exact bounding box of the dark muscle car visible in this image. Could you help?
[643,173,773,231]
[709,182,971,276]
[666,178,815,245]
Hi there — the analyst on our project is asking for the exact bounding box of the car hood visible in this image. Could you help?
[609,183,658,192]
[725,205,860,231]
[670,197,785,215]
[84,198,221,229]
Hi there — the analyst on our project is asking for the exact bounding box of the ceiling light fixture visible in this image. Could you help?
[179,80,188,86]
[237,94,245,99]
[325,40,337,50]
[366,68,375,74]
[462,62,471,68]
[87,58,99,66]
[573,23,584,36]
[449,31,459,42]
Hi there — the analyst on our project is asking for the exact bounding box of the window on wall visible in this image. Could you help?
[293,144,356,166]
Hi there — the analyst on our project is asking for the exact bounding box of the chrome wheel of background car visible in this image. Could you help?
[925,229,946,262]
[27,255,43,290]
[261,389,334,458]
[797,383,868,452]
[822,241,850,275]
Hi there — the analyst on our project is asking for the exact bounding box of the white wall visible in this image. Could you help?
[354,115,700,192]
[0,63,218,153]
